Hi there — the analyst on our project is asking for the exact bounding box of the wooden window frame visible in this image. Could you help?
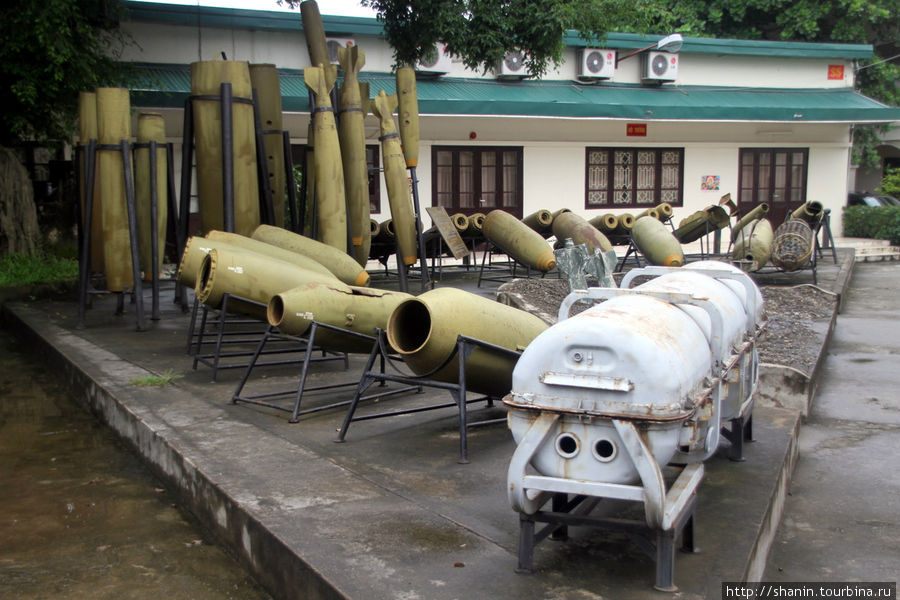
[584,147,685,209]
[431,146,524,218]
[737,147,808,208]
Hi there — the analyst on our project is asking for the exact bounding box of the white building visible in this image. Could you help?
[121,1,900,239]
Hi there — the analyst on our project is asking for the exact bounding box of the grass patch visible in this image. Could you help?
[0,250,79,287]
[130,370,182,387]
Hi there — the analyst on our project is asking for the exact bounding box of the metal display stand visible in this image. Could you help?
[189,293,326,382]
[231,322,417,423]
[477,241,547,287]
[335,330,518,463]
[509,413,703,591]
[76,138,178,331]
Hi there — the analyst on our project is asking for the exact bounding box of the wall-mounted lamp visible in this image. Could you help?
[615,33,684,67]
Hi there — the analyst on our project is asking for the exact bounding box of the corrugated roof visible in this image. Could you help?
[128,63,900,123]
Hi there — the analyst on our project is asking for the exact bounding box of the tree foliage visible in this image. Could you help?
[287,0,653,76]
[0,0,133,147]
[637,0,899,168]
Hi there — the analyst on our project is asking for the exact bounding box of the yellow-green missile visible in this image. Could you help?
[732,218,773,272]
[205,230,337,280]
[176,233,336,289]
[269,283,411,353]
[299,1,335,88]
[634,207,660,221]
[195,245,350,320]
[450,212,469,233]
[522,209,553,235]
[588,213,619,235]
[771,218,814,272]
[614,213,636,235]
[386,287,548,397]
[338,45,371,266]
[371,90,417,266]
[732,203,769,242]
[78,91,105,273]
[134,113,168,282]
[552,211,612,252]
[305,65,347,251]
[465,212,486,237]
[251,224,370,287]
[674,205,730,243]
[631,215,684,267]
[482,209,556,272]
[190,60,260,236]
[95,87,133,292]
[655,202,674,220]
[249,63,285,228]
[396,66,419,168]
[374,218,395,244]
[790,201,824,226]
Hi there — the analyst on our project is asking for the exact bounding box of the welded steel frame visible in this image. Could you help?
[190,293,340,382]
[335,330,517,463]
[177,82,278,243]
[476,240,543,287]
[75,139,154,331]
[508,411,703,591]
[231,322,418,423]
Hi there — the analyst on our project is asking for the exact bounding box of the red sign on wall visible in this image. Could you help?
[827,64,845,80]
[626,123,647,137]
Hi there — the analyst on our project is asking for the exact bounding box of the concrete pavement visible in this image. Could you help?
[0,249,879,600]
[764,261,900,583]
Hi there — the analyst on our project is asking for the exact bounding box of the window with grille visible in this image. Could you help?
[585,147,684,209]
[432,146,523,218]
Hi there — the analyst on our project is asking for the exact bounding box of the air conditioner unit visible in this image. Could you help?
[577,48,617,80]
[642,51,678,82]
[415,43,452,76]
[325,37,355,65]
[496,50,529,79]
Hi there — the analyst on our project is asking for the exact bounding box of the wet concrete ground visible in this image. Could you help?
[764,261,900,582]
[0,330,271,600]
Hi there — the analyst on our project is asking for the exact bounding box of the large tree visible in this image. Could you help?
[0,0,132,147]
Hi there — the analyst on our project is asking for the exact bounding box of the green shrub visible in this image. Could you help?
[878,167,900,199]
[0,251,79,287]
[843,206,900,245]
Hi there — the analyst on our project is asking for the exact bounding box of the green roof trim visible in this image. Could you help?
[129,63,900,123]
[124,1,873,60]
[564,32,873,60]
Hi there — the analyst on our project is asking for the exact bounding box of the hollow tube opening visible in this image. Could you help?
[555,433,580,458]
[267,295,285,327]
[386,300,432,354]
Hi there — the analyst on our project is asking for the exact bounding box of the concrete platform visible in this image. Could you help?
[0,254,851,600]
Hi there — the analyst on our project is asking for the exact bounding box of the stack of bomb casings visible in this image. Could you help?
[505,260,766,589]
[177,225,548,383]
[77,89,174,306]
[301,0,424,275]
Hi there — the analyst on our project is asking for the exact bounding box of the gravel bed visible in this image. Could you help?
[500,276,837,375]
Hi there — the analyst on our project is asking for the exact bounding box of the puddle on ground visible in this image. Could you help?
[0,329,272,600]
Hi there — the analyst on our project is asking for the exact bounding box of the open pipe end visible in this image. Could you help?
[386,298,432,356]
[267,294,286,328]
[194,249,217,304]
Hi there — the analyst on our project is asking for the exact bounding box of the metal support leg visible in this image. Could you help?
[516,514,536,574]
[121,140,146,331]
[654,529,678,592]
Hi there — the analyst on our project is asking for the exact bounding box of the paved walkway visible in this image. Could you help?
[764,261,900,583]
